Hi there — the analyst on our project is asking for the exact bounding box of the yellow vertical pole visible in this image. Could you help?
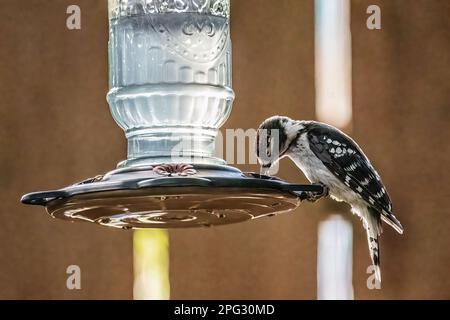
[133,230,170,300]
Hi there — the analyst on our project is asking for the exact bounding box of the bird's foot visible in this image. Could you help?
[306,183,329,203]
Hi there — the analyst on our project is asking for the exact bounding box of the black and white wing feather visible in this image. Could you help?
[306,122,403,234]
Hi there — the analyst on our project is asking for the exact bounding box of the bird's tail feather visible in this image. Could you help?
[366,228,381,283]
[381,210,404,234]
[366,207,382,283]
[352,205,382,283]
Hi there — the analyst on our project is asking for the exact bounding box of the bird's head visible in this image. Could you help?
[256,116,304,175]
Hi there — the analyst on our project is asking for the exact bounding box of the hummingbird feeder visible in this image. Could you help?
[21,0,325,229]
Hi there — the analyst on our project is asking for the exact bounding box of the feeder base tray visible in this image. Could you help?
[21,164,326,229]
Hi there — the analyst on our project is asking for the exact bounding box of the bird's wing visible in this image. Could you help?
[306,122,403,234]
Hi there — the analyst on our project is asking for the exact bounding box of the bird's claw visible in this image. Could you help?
[306,183,329,203]
[319,183,329,197]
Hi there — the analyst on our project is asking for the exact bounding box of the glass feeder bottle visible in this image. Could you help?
[107,0,234,167]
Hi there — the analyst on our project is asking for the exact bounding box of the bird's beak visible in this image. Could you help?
[260,164,272,176]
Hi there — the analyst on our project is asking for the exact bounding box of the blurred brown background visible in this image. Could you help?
[0,0,449,299]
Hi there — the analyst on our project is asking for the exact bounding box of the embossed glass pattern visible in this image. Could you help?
[107,0,233,166]
[108,0,230,18]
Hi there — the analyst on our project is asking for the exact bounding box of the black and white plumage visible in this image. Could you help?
[256,116,403,282]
